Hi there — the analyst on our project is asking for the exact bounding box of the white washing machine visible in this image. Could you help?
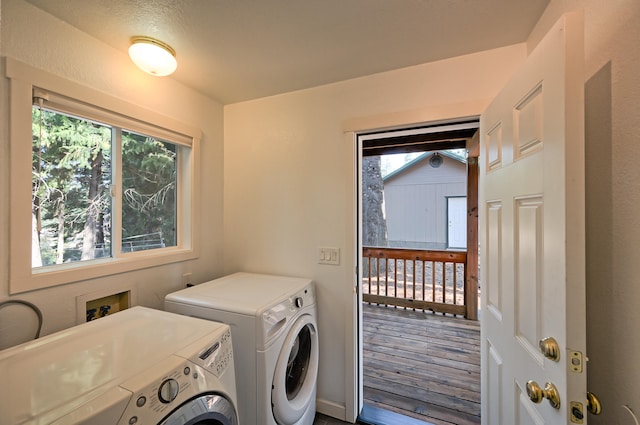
[165,272,319,425]
[0,306,238,425]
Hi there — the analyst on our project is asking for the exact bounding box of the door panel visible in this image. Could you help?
[486,201,503,320]
[480,12,585,425]
[514,195,543,363]
[486,342,504,424]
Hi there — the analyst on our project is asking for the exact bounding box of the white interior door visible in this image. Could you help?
[480,12,586,425]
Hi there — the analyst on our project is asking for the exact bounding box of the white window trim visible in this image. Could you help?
[7,57,202,294]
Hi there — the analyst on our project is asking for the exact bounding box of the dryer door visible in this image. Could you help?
[160,393,237,425]
[271,314,319,425]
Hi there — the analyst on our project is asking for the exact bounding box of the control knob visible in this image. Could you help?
[294,297,304,308]
[158,378,179,403]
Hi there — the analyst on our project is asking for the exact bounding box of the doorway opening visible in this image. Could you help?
[357,119,481,425]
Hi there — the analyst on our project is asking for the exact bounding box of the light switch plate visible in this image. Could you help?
[318,247,340,265]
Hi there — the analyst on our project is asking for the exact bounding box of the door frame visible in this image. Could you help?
[350,119,480,422]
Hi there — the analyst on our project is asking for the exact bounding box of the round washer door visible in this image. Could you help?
[271,313,319,425]
[160,393,237,425]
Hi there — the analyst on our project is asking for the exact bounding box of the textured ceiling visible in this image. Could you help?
[24,0,549,104]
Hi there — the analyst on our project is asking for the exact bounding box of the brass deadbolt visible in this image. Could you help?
[587,392,602,415]
[539,337,560,361]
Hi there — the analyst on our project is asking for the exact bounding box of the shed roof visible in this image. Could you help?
[382,151,467,181]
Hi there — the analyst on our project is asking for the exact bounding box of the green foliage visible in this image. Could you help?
[32,107,111,264]
[32,107,178,265]
[121,131,177,247]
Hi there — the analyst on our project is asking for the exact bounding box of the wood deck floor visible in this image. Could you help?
[362,303,481,425]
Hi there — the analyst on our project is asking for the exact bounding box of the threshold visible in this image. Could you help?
[358,405,435,425]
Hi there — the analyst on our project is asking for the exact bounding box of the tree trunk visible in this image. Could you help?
[362,156,387,247]
[32,212,42,267]
[56,202,65,264]
[81,150,103,260]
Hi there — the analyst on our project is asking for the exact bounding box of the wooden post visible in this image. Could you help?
[465,133,480,320]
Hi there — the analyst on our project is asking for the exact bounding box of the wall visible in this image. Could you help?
[530,1,640,424]
[223,44,526,419]
[0,0,225,346]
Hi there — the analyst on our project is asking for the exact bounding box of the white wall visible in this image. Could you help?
[0,0,225,346]
[530,1,640,424]
[223,44,526,419]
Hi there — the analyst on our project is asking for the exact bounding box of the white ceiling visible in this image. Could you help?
[24,0,549,104]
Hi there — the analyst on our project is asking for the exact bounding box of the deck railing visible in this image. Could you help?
[362,247,477,319]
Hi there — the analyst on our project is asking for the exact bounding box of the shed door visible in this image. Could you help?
[447,196,467,249]
[480,12,587,424]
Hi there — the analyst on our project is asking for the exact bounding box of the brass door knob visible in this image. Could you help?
[538,337,560,361]
[587,392,602,415]
[526,380,561,409]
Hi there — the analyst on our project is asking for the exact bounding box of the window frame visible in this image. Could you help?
[7,58,201,294]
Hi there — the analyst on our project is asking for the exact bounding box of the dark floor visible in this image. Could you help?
[314,413,351,425]
[315,407,433,425]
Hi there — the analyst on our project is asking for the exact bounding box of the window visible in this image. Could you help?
[8,58,201,293]
[32,107,180,266]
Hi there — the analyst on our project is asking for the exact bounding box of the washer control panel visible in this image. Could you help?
[285,285,315,314]
[193,328,234,377]
[261,284,315,341]
[117,356,202,424]
[117,329,234,425]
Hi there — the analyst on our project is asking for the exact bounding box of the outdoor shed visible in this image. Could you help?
[383,151,467,250]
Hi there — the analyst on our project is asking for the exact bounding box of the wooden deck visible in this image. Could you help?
[362,303,481,425]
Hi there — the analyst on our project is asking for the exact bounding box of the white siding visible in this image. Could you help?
[384,155,466,248]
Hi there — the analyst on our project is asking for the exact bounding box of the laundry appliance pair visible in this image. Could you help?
[165,272,319,425]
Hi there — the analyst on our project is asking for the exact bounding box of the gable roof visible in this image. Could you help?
[382,151,466,181]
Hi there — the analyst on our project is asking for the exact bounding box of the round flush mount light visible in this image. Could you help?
[429,152,443,168]
[128,36,177,76]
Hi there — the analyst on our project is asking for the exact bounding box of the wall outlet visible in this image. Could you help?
[182,272,193,287]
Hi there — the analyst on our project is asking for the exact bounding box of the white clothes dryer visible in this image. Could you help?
[0,306,238,425]
[165,272,319,425]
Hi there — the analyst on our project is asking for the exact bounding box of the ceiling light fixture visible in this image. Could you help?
[128,36,177,76]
